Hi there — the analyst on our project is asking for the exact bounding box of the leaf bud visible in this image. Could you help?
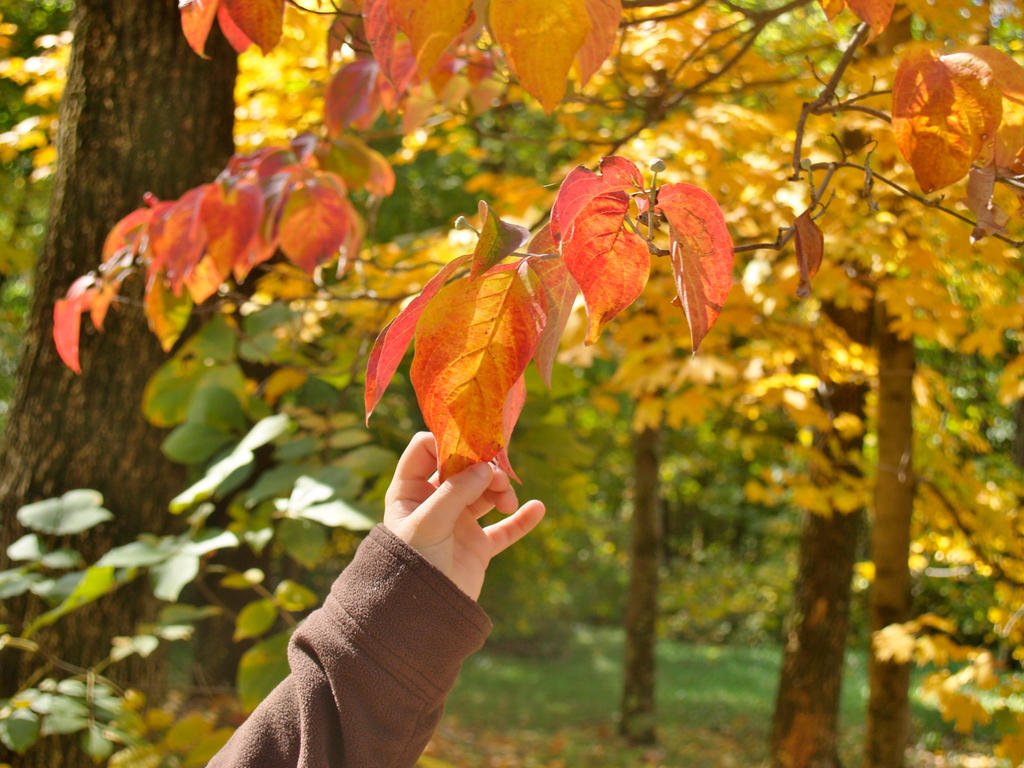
[454,215,472,230]
[648,158,667,173]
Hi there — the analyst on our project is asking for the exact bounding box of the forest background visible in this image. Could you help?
[1,1,1024,767]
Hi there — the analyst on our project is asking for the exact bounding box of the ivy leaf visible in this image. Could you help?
[490,0,592,113]
[656,182,734,353]
[364,254,472,422]
[180,0,220,57]
[576,0,621,86]
[793,207,824,299]
[221,0,283,54]
[471,201,531,277]
[892,47,1002,193]
[17,490,113,535]
[561,191,649,345]
[411,262,547,480]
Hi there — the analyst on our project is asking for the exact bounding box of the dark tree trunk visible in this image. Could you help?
[620,426,661,745]
[0,2,236,765]
[864,301,916,768]
[770,307,872,768]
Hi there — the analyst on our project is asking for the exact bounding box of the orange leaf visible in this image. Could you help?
[278,173,357,273]
[147,186,210,295]
[364,254,472,422]
[846,0,894,38]
[892,48,1002,193]
[529,256,579,386]
[319,134,395,197]
[390,0,474,79]
[576,0,621,86]
[53,275,98,374]
[528,223,558,255]
[201,180,264,288]
[495,374,527,483]
[180,0,220,57]
[962,46,1024,174]
[793,208,823,299]
[561,191,649,345]
[817,0,845,21]
[490,0,592,113]
[656,182,734,353]
[550,156,642,241]
[411,263,546,480]
[101,207,151,264]
[964,162,1009,241]
[221,0,283,54]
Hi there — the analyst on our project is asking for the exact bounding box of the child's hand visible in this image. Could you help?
[383,432,545,601]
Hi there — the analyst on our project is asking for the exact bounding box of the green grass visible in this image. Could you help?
[423,626,1002,768]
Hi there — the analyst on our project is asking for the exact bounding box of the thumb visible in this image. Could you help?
[413,462,494,532]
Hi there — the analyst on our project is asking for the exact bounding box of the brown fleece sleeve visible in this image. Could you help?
[206,524,491,768]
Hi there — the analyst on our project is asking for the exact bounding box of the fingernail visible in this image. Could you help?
[471,463,491,479]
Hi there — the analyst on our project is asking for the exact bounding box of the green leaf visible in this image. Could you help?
[277,518,327,568]
[143,360,246,428]
[7,534,43,561]
[234,599,278,641]
[25,566,118,637]
[29,570,83,601]
[17,490,113,535]
[239,414,291,452]
[39,550,83,570]
[182,726,234,768]
[183,529,239,557]
[273,580,318,612]
[97,539,174,569]
[0,708,40,752]
[110,634,160,662]
[244,464,312,508]
[170,448,255,512]
[237,630,292,713]
[186,386,249,434]
[0,568,41,599]
[82,723,115,760]
[151,552,200,601]
[338,445,397,477]
[297,499,375,530]
[162,422,236,464]
[220,568,265,589]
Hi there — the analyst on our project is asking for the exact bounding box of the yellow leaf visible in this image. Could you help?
[490,0,591,113]
[264,367,308,405]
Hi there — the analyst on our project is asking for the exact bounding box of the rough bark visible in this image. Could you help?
[0,2,236,765]
[770,387,866,768]
[620,426,661,745]
[770,305,872,768]
[864,301,916,768]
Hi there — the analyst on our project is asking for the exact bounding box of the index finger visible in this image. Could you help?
[385,432,439,506]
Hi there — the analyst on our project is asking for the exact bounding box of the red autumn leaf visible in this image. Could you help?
[495,374,527,483]
[201,179,264,287]
[389,0,474,80]
[180,0,220,57]
[363,0,426,91]
[53,275,99,374]
[365,254,472,422]
[411,261,546,480]
[892,48,1002,193]
[793,207,824,299]
[561,190,648,345]
[147,186,210,294]
[470,201,531,277]
[325,58,384,136]
[319,134,396,197]
[550,156,642,241]
[490,0,592,113]
[576,0,620,86]
[221,0,283,54]
[101,207,152,264]
[656,182,734,353]
[216,3,254,52]
[89,282,120,332]
[528,256,579,385]
[144,276,194,352]
[528,223,558,255]
[278,172,358,273]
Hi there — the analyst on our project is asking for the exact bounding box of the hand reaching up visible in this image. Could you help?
[383,432,545,601]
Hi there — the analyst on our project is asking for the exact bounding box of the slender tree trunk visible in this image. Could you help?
[0,3,235,765]
[770,384,866,768]
[864,301,916,768]
[620,426,661,745]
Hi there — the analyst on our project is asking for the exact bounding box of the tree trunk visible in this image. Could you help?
[0,2,236,765]
[864,301,916,768]
[620,426,661,745]
[770,384,866,768]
